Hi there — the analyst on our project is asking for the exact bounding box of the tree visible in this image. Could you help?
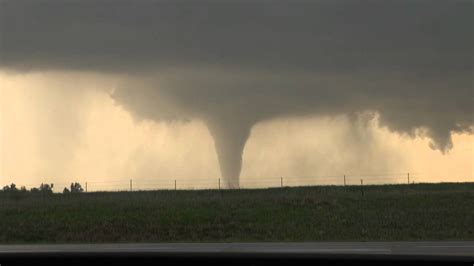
[19,186,28,198]
[10,183,17,191]
[2,183,18,192]
[70,182,83,193]
[2,183,23,200]
[63,187,70,194]
[39,183,54,195]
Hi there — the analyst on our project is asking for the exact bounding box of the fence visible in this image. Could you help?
[3,172,469,193]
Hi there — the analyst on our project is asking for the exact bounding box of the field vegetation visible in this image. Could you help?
[0,183,473,243]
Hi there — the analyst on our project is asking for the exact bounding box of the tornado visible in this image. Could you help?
[1,0,472,189]
[205,116,254,189]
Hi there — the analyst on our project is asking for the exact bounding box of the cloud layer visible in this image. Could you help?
[1,0,472,186]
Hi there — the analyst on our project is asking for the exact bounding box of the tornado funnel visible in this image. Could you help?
[206,117,253,189]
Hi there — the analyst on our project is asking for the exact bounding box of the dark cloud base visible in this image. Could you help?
[1,0,472,186]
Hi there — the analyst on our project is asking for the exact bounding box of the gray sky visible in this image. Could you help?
[1,0,472,187]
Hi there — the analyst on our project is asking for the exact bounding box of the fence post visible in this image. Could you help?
[344,175,346,186]
[218,178,221,190]
[174,180,177,191]
[360,179,364,196]
[407,172,410,185]
[281,177,283,188]
[41,183,45,204]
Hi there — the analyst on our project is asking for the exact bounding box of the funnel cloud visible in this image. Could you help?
[1,0,472,187]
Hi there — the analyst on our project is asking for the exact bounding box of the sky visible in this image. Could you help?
[0,0,472,190]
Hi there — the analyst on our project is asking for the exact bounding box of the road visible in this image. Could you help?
[0,242,473,256]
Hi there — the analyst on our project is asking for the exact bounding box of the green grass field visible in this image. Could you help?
[0,183,473,243]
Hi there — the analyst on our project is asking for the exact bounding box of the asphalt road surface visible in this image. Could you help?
[0,242,473,256]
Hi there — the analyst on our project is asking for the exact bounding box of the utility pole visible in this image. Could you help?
[281,177,283,188]
[130,179,132,192]
[218,178,221,190]
[174,180,177,191]
[85,182,88,193]
[408,172,410,185]
[344,175,346,186]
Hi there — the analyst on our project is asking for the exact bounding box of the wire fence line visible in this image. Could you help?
[5,172,469,193]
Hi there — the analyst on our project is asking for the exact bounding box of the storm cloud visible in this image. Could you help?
[1,0,472,187]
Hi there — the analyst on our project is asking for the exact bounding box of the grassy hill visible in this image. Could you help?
[0,183,473,243]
